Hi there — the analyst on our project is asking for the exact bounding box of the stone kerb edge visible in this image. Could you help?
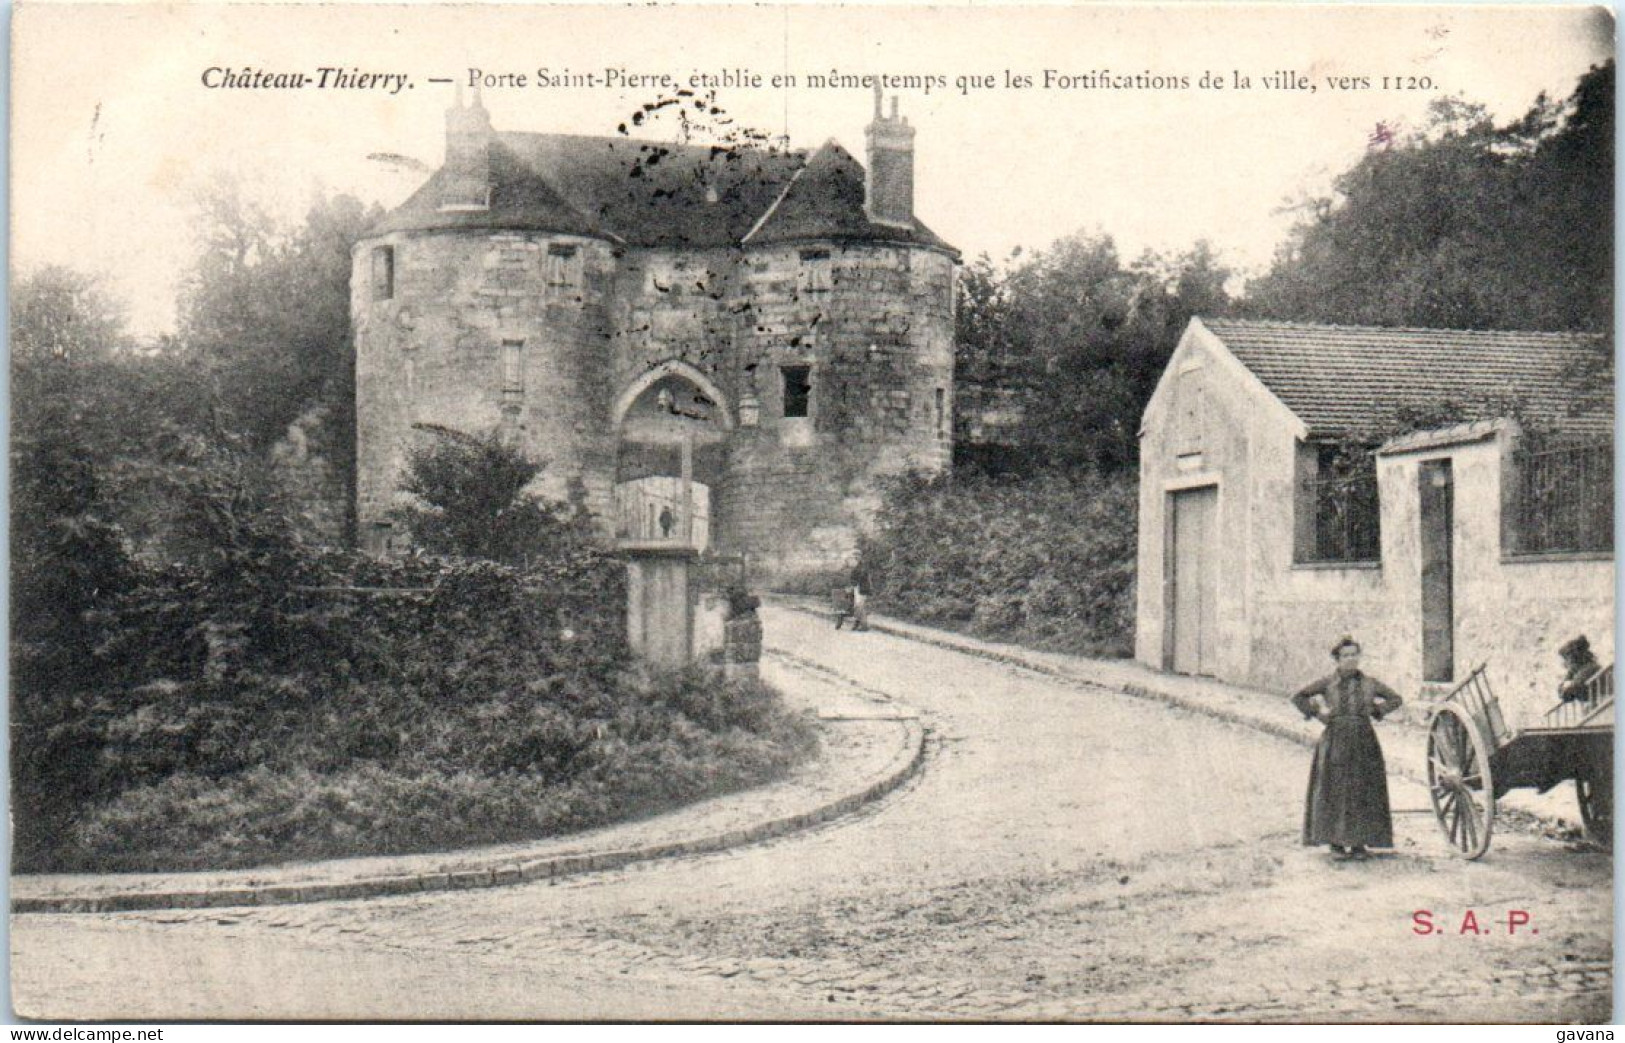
[822,604,1578,836]
[13,718,927,916]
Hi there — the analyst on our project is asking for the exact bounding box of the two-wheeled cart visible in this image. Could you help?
[1427,663,1613,858]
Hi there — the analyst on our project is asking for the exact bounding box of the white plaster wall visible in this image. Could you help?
[1138,322,1614,709]
[1246,421,1397,697]
[1381,437,1614,725]
[1136,325,1274,681]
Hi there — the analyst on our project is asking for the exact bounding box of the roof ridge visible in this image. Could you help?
[1202,316,1604,339]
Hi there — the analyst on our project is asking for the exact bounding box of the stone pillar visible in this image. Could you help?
[623,544,697,668]
[723,612,764,682]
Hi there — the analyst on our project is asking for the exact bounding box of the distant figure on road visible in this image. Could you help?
[838,558,877,623]
[1291,636,1404,861]
[842,562,871,632]
[1558,634,1603,702]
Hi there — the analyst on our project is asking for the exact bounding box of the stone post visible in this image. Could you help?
[723,612,763,682]
[622,543,697,668]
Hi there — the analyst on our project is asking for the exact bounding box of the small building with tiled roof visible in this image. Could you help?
[353,90,958,584]
[1136,317,1613,719]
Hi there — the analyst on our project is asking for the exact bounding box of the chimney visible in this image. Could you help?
[864,86,916,228]
[441,85,492,211]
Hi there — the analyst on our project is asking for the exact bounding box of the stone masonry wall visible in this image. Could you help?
[352,228,619,544]
[1378,436,1614,725]
[726,242,954,584]
[354,229,955,582]
[268,403,352,547]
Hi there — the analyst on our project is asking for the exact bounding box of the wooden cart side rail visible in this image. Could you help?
[1439,663,1512,750]
[1541,663,1615,730]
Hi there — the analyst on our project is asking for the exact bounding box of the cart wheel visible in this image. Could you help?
[1577,766,1612,848]
[1427,703,1495,859]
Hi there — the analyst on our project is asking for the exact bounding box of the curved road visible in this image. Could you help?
[12,606,1612,1021]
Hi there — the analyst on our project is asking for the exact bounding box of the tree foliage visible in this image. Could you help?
[10,269,141,691]
[956,236,1233,474]
[392,427,597,565]
[178,180,382,453]
[1246,62,1613,334]
[858,471,1138,656]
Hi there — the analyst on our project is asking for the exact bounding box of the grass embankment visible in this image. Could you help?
[13,550,816,873]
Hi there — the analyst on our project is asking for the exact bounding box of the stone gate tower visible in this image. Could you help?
[352,88,958,584]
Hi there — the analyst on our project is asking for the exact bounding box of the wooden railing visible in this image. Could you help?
[1444,663,1511,749]
[1513,441,1613,555]
[1542,663,1615,729]
[1301,470,1381,563]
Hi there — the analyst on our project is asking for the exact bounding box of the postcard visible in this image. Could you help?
[9,2,1614,1023]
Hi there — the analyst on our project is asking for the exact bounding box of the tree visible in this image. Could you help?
[177,181,382,454]
[954,234,1233,474]
[1246,62,1613,334]
[11,265,131,366]
[9,269,139,698]
[392,427,596,565]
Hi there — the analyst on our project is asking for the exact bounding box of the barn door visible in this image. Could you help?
[1168,486,1219,676]
[1419,460,1455,683]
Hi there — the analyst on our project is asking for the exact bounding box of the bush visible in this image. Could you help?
[12,543,818,873]
[391,427,597,565]
[858,471,1137,657]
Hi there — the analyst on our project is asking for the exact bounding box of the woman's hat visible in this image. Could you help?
[1330,635,1361,658]
[1559,634,1592,659]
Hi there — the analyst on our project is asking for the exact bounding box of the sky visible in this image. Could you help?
[11,3,1615,337]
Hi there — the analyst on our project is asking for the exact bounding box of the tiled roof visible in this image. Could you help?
[374,140,610,239]
[743,141,955,253]
[1377,418,1507,456]
[1202,318,1612,438]
[374,132,955,254]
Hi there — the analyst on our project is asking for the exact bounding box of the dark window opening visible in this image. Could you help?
[1295,441,1381,564]
[934,387,946,439]
[372,246,395,301]
[1510,438,1613,554]
[798,248,833,295]
[545,243,580,290]
[782,365,812,419]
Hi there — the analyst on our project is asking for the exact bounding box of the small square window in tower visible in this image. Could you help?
[797,249,832,296]
[545,243,580,290]
[782,365,812,419]
[372,246,395,301]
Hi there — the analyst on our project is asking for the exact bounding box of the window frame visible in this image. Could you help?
[781,364,813,420]
[1293,439,1382,567]
[371,245,395,302]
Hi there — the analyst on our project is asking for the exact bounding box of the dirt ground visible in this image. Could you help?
[10,606,1612,1022]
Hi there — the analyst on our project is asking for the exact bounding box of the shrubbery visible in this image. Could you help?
[857,471,1137,657]
[13,541,816,873]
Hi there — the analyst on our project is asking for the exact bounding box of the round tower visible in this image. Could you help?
[351,90,620,551]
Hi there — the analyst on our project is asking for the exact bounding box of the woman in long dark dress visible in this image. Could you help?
[1291,636,1404,860]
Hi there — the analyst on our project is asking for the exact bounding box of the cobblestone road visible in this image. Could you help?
[11,606,1613,1021]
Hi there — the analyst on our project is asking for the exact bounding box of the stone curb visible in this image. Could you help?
[13,718,928,916]
[773,600,1578,832]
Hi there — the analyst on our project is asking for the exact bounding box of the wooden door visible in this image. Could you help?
[1420,460,1455,683]
[1168,486,1219,676]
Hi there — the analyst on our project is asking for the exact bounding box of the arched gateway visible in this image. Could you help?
[613,362,731,551]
